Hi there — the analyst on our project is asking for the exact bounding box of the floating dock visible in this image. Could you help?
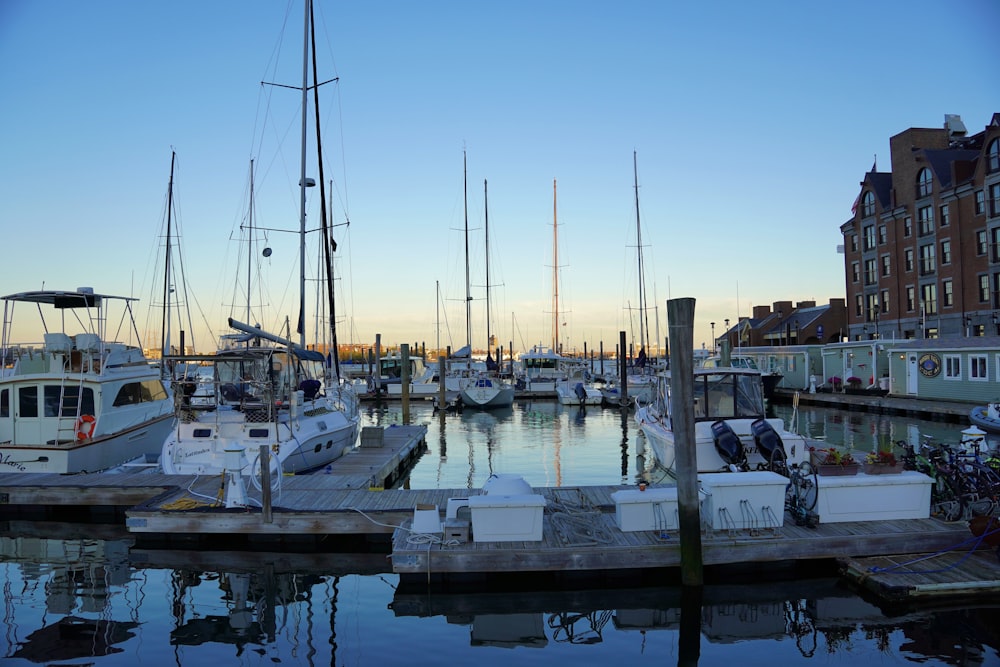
[840,551,1000,605]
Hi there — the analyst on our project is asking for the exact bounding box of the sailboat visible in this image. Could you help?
[459,178,515,409]
[602,151,657,407]
[160,0,361,477]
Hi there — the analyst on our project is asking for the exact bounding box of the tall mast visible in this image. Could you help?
[463,151,471,349]
[160,150,176,359]
[484,178,491,355]
[634,150,649,355]
[246,159,254,327]
[552,178,559,353]
[297,0,310,347]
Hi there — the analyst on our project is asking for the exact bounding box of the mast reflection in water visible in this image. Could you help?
[2,402,999,666]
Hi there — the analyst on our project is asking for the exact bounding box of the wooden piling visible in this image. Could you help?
[668,297,703,586]
[618,330,628,407]
[401,343,410,424]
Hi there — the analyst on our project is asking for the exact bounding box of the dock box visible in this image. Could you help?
[468,494,546,542]
[611,487,678,531]
[815,471,932,523]
[699,471,787,531]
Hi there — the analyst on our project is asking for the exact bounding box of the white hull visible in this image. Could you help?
[636,409,808,473]
[0,414,174,474]
[460,379,515,408]
[162,395,360,476]
[555,382,603,405]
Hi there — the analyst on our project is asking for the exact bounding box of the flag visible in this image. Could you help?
[851,193,861,216]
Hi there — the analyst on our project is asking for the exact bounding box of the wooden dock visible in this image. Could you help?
[840,550,1000,605]
[0,424,428,514]
[388,493,979,580]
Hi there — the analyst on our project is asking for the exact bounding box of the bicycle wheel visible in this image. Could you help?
[793,462,819,512]
[931,473,965,522]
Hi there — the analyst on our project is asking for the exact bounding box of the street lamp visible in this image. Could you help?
[776,311,783,346]
[710,322,716,354]
[873,297,880,340]
[724,319,730,350]
[993,312,999,336]
[965,315,972,337]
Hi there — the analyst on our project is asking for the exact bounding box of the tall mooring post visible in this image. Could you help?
[668,297,703,586]
[618,330,628,408]
[401,343,411,424]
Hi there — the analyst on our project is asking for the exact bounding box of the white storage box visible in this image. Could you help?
[468,494,546,542]
[699,471,787,530]
[611,487,678,531]
[815,471,932,523]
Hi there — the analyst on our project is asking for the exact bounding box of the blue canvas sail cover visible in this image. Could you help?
[486,353,498,371]
[636,347,647,368]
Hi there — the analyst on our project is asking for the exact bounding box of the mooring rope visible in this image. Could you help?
[868,518,1000,575]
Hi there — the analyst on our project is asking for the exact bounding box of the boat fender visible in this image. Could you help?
[75,414,96,441]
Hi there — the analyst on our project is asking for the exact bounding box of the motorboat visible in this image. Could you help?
[555,368,603,406]
[635,366,809,473]
[161,319,360,476]
[969,403,1000,434]
[700,354,783,400]
[0,288,175,473]
[460,372,515,409]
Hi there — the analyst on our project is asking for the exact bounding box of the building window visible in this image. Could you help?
[852,261,860,283]
[881,254,890,277]
[905,248,914,272]
[862,191,875,217]
[906,286,916,312]
[866,293,880,322]
[904,217,912,237]
[981,274,991,303]
[990,183,1000,217]
[978,230,988,255]
[992,228,1000,262]
[971,355,988,381]
[850,234,858,252]
[878,225,886,245]
[918,206,934,235]
[855,294,864,317]
[941,239,951,265]
[943,279,953,307]
[865,258,877,285]
[881,289,889,314]
[988,138,1000,173]
[940,204,950,226]
[919,243,935,275]
[921,284,937,315]
[944,355,961,380]
[863,225,876,251]
[917,168,933,198]
[976,190,985,215]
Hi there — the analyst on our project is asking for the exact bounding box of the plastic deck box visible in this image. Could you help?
[814,470,932,523]
[468,493,546,542]
[611,487,679,531]
[698,471,787,531]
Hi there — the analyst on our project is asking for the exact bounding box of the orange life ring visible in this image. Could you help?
[75,414,96,442]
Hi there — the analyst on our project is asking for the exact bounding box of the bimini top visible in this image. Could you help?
[1,288,136,308]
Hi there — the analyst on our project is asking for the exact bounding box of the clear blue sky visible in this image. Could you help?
[1,0,997,356]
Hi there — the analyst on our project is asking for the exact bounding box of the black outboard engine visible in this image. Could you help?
[751,418,787,468]
[711,420,747,471]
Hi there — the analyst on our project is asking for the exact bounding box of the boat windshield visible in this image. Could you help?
[693,372,764,421]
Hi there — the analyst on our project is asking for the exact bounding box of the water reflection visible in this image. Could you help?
[2,534,999,665]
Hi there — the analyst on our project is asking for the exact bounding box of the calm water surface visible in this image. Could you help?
[2,401,999,666]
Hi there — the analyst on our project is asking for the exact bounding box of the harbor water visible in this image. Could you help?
[2,401,999,666]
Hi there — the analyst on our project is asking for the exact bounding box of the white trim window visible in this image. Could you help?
[970,355,988,381]
[944,355,962,380]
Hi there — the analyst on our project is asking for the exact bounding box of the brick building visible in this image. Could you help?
[840,113,1000,340]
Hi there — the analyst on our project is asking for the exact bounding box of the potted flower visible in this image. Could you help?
[863,448,901,475]
[829,376,843,392]
[846,376,863,391]
[811,446,860,476]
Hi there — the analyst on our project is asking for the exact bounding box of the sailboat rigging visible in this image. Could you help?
[160,0,361,479]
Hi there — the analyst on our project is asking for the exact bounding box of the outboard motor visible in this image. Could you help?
[751,418,787,468]
[711,420,747,471]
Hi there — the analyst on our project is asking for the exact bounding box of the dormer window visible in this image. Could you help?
[988,138,999,173]
[862,191,875,217]
[916,168,932,198]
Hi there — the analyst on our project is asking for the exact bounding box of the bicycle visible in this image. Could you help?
[784,461,819,528]
[895,439,967,521]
